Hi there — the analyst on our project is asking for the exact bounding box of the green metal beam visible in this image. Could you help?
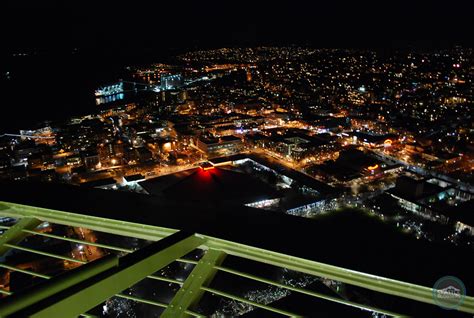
[0,265,184,317]
[0,201,176,242]
[22,229,203,260]
[147,274,184,285]
[0,217,42,256]
[215,265,406,317]
[4,243,86,264]
[11,232,204,318]
[177,258,199,265]
[115,294,204,317]
[115,293,168,308]
[0,263,51,280]
[206,236,474,314]
[22,229,203,266]
[0,255,118,317]
[21,229,134,253]
[201,286,301,317]
[161,249,226,318]
[1,202,473,314]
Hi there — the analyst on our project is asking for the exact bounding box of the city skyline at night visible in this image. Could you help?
[0,1,473,317]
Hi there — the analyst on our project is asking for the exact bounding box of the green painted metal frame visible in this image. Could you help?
[0,217,42,255]
[206,236,474,314]
[0,231,204,318]
[116,293,168,309]
[161,249,226,318]
[0,200,473,316]
[148,274,184,285]
[0,263,51,280]
[214,265,405,317]
[21,229,135,253]
[0,262,195,315]
[0,225,137,254]
[4,243,87,264]
[0,201,176,241]
[201,286,300,317]
[115,294,204,317]
[0,255,119,317]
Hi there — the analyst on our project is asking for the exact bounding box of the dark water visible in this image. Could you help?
[1,53,124,132]
[0,48,179,133]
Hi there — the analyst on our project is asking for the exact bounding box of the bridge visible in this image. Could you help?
[0,182,472,317]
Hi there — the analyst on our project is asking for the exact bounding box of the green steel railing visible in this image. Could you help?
[0,200,473,317]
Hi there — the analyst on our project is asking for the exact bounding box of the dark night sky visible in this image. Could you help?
[2,0,474,52]
[0,0,472,131]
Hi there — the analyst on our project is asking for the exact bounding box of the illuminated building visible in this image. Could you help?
[178,90,188,102]
[94,82,124,97]
[80,177,117,189]
[2,44,474,316]
[196,136,243,157]
[19,127,56,146]
[81,151,100,170]
[112,140,125,158]
[139,164,280,206]
[351,132,398,148]
[123,174,146,188]
[387,176,454,220]
[160,74,183,90]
